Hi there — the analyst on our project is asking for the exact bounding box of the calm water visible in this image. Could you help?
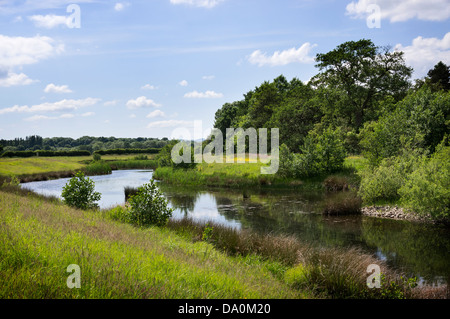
[21,169,450,286]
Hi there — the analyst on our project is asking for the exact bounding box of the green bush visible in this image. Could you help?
[127,179,173,227]
[399,143,450,219]
[277,126,346,178]
[358,163,405,203]
[93,153,101,161]
[61,171,101,210]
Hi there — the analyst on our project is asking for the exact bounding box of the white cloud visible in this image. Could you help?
[114,2,129,11]
[169,0,224,8]
[248,43,317,67]
[44,83,72,93]
[28,14,69,28]
[147,120,194,128]
[24,113,74,121]
[129,113,136,118]
[184,90,224,98]
[81,112,95,117]
[202,75,215,80]
[0,72,36,87]
[179,80,188,87]
[126,96,161,109]
[146,110,165,118]
[346,0,450,22]
[0,98,100,115]
[141,84,157,90]
[394,32,450,77]
[0,34,64,69]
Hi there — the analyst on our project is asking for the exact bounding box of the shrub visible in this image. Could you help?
[127,179,173,227]
[358,163,404,203]
[93,153,102,161]
[278,126,347,178]
[399,143,450,219]
[61,171,101,210]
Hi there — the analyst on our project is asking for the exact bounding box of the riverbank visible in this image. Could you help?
[2,187,446,299]
[0,189,303,299]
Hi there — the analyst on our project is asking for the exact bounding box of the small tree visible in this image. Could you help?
[127,179,173,227]
[61,171,101,210]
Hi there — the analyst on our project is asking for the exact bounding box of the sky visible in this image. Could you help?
[0,0,449,140]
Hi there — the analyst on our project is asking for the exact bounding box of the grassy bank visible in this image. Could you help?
[0,189,304,299]
[0,154,157,183]
[2,188,443,299]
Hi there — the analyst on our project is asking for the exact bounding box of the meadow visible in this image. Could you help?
[0,189,304,299]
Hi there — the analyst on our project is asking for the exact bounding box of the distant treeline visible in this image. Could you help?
[0,135,170,154]
[93,148,161,155]
[1,150,92,158]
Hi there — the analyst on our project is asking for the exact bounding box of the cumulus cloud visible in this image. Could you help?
[179,80,188,87]
[0,34,64,69]
[126,96,161,109]
[394,32,450,77]
[146,110,165,118]
[0,98,100,115]
[184,90,223,98]
[0,72,36,87]
[0,34,63,86]
[28,14,69,28]
[81,112,95,117]
[248,43,317,67]
[147,120,194,128]
[169,0,224,8]
[44,83,72,93]
[346,0,450,22]
[202,75,215,80]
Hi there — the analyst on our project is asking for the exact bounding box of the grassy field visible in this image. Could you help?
[0,154,157,181]
[0,190,305,299]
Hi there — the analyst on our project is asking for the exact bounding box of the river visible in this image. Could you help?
[21,169,450,286]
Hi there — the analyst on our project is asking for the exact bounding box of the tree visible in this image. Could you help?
[313,39,412,130]
[427,61,450,91]
[127,179,173,227]
[61,171,101,210]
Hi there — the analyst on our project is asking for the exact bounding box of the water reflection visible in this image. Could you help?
[160,183,449,286]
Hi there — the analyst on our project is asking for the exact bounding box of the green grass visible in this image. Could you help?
[0,190,305,299]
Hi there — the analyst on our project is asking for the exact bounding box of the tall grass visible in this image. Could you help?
[163,217,441,299]
[0,190,303,299]
[83,161,112,176]
[109,159,157,170]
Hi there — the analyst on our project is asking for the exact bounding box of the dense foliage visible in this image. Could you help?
[212,39,449,220]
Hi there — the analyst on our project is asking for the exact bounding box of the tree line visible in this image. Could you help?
[0,136,170,154]
[213,39,449,220]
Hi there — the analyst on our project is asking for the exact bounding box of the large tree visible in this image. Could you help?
[312,39,412,130]
[427,61,450,91]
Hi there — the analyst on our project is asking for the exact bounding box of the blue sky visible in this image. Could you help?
[0,0,449,140]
